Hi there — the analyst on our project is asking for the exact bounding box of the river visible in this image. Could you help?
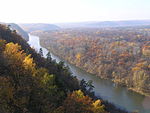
[28,34,150,113]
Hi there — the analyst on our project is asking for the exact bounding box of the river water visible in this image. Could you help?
[28,34,150,113]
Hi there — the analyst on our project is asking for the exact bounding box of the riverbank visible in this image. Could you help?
[40,42,150,97]
[45,45,150,97]
[29,34,130,113]
[38,43,130,113]
[30,34,150,113]
[128,88,150,97]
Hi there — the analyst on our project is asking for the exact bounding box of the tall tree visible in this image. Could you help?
[46,52,52,62]
[39,48,43,57]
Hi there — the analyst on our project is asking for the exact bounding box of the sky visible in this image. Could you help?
[0,0,150,23]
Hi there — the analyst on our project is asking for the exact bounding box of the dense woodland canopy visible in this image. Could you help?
[33,26,150,96]
[0,24,130,113]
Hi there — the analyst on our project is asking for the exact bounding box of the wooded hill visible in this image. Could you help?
[0,22,29,41]
[0,24,129,113]
[33,26,150,96]
[19,23,60,33]
[8,23,29,41]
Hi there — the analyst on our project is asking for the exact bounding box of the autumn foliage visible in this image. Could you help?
[34,27,150,96]
[0,24,109,113]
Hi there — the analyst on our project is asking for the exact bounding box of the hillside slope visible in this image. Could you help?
[19,23,60,32]
[0,24,129,113]
[8,23,29,41]
[0,22,29,41]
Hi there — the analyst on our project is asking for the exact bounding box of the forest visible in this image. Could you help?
[0,24,131,113]
[32,26,150,96]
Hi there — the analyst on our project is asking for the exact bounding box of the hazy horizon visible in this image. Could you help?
[17,19,150,24]
[1,0,150,23]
